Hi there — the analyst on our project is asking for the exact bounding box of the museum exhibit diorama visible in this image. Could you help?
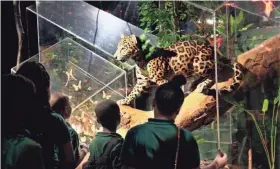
[11,1,279,169]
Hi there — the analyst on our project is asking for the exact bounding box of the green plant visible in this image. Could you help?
[224,88,280,169]
[216,10,253,56]
[194,135,205,145]
[217,10,253,38]
[139,1,178,47]
[138,1,221,48]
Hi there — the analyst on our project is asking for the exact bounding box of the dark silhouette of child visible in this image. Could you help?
[2,74,45,169]
[121,75,227,169]
[16,61,75,169]
[50,92,89,167]
[77,100,123,169]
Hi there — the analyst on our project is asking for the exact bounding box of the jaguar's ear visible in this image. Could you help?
[131,34,137,44]
[120,34,125,38]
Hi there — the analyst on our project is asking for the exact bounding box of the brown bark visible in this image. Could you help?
[118,34,280,134]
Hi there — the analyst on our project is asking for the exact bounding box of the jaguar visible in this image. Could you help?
[113,34,243,105]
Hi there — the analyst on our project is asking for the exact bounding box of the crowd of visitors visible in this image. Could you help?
[2,61,227,169]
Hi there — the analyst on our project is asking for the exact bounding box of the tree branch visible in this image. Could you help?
[13,0,25,71]
[118,34,280,133]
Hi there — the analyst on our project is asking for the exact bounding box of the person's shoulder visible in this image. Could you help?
[67,123,78,136]
[47,111,71,143]
[2,136,42,168]
[180,128,196,141]
[110,134,124,154]
[22,136,41,145]
[14,137,42,154]
[125,123,150,143]
[49,112,69,127]
[127,123,148,133]
[50,112,65,121]
[107,133,124,146]
[112,133,124,141]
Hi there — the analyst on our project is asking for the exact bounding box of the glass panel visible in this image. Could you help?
[11,38,126,110]
[213,2,280,167]
[234,1,280,20]
[185,1,223,11]
[69,87,125,144]
[19,1,280,168]
[26,1,157,108]
[176,2,233,159]
[27,1,158,68]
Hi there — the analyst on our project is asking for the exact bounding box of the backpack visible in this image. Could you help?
[82,137,122,169]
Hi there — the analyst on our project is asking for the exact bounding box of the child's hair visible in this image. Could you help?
[16,61,51,107]
[95,100,121,131]
[2,74,36,133]
[154,74,186,116]
[50,92,72,119]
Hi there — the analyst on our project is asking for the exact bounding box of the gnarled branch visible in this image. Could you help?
[118,34,280,133]
[13,0,25,71]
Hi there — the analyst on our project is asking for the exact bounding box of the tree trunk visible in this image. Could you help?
[118,34,280,133]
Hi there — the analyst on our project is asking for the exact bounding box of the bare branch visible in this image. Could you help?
[13,0,25,71]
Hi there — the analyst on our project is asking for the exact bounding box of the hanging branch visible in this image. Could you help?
[13,0,25,71]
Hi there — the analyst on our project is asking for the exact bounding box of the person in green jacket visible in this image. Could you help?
[50,92,89,167]
[2,74,45,169]
[76,100,123,169]
[16,61,75,169]
[121,75,227,169]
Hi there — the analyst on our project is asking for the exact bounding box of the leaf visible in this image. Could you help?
[140,23,146,27]
[262,99,269,113]
[230,15,235,36]
[149,46,156,52]
[273,98,278,105]
[276,88,280,106]
[238,23,253,32]
[144,39,151,45]
[216,25,226,37]
[235,10,244,26]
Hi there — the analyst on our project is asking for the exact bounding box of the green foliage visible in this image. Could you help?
[138,1,221,48]
[262,99,269,113]
[217,10,254,54]
[139,1,177,47]
[217,10,253,37]
[194,135,205,145]
[224,87,280,169]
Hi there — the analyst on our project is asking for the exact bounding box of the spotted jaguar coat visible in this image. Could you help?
[113,34,243,105]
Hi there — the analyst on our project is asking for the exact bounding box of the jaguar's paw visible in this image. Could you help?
[117,99,131,106]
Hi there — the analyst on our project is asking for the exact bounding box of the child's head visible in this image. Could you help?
[153,75,186,119]
[50,92,72,119]
[95,100,121,132]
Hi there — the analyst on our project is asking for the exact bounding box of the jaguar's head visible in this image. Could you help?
[113,34,140,62]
